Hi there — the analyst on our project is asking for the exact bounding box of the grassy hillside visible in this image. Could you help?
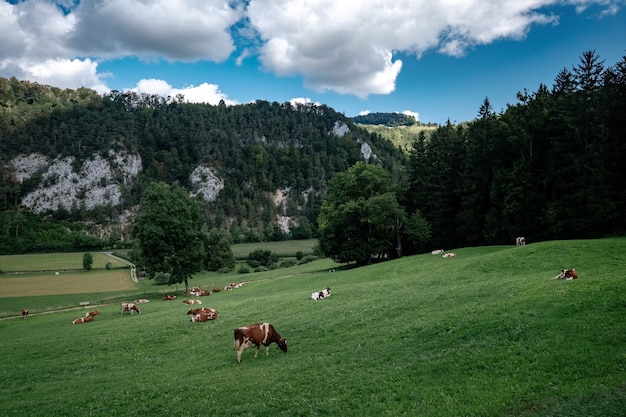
[1,238,625,416]
[358,123,437,151]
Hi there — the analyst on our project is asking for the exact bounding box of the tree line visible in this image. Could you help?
[318,51,626,264]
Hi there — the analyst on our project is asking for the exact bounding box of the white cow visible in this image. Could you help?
[311,287,331,300]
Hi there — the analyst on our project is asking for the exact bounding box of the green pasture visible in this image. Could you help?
[231,238,317,258]
[0,252,129,272]
[1,238,625,416]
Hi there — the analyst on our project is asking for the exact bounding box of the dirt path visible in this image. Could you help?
[105,252,138,283]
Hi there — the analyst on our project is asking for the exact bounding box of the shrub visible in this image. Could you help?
[295,251,304,260]
[153,272,171,285]
[298,255,317,264]
[105,262,113,270]
[280,259,297,268]
[238,266,250,274]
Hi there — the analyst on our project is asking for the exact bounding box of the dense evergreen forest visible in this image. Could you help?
[0,79,405,253]
[404,50,626,250]
[0,50,625,256]
[352,112,419,126]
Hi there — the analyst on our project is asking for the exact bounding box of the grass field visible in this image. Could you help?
[0,238,625,416]
[0,252,129,272]
[231,238,317,258]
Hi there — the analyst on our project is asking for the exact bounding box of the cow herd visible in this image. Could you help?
[21,236,580,364]
[431,249,457,258]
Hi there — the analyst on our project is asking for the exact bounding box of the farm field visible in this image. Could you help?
[0,252,129,272]
[231,238,317,258]
[0,238,625,416]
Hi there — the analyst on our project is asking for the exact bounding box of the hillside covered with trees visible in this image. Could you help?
[1,50,625,263]
[0,82,405,253]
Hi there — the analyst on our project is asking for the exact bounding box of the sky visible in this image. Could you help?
[1,1,625,124]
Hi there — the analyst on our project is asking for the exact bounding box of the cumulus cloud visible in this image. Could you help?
[133,79,238,105]
[402,110,420,121]
[289,97,321,107]
[0,0,623,99]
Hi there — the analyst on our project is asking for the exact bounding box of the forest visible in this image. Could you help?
[0,50,625,257]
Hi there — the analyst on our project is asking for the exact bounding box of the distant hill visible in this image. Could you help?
[351,112,418,126]
[357,123,438,152]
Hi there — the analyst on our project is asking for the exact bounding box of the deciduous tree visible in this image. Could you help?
[133,182,205,294]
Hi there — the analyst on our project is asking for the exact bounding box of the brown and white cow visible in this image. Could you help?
[72,315,95,324]
[85,310,100,318]
[190,311,218,322]
[233,322,287,363]
[442,252,456,258]
[225,281,245,291]
[555,268,578,280]
[21,309,29,318]
[186,307,217,316]
[182,299,202,305]
[121,302,140,315]
[134,298,150,303]
[163,294,177,301]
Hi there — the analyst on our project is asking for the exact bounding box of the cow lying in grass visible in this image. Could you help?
[555,269,578,280]
[311,287,331,300]
[187,307,218,322]
[72,315,95,325]
[233,323,287,363]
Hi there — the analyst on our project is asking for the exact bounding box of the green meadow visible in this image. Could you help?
[0,238,625,416]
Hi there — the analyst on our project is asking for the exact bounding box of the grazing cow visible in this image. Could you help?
[134,298,150,303]
[182,299,202,305]
[311,287,331,300]
[163,294,177,301]
[431,249,444,255]
[72,315,95,324]
[442,252,456,258]
[555,268,578,280]
[233,323,287,363]
[21,309,29,318]
[85,310,100,318]
[121,302,141,315]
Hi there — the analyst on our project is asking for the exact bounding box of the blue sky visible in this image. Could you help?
[1,1,625,124]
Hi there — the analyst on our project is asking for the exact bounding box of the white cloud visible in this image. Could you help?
[401,110,420,121]
[289,97,321,107]
[133,79,237,106]
[0,0,623,100]
[67,0,244,61]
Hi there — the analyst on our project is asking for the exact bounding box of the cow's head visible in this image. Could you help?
[278,338,288,352]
